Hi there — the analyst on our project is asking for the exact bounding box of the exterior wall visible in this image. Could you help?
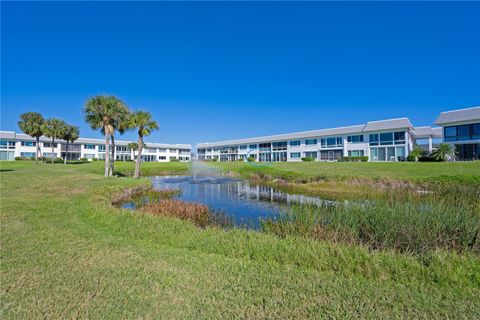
[198,129,413,163]
[0,132,191,162]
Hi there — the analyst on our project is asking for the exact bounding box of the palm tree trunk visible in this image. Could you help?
[51,138,55,164]
[64,141,69,165]
[110,134,115,176]
[104,127,110,177]
[35,137,40,164]
[134,136,143,179]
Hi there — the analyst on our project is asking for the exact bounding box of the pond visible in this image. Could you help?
[122,175,335,227]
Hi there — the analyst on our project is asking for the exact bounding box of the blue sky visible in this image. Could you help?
[1,1,479,146]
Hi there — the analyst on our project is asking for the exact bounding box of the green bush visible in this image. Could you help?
[343,156,368,162]
[80,158,89,162]
[14,157,30,161]
[92,158,98,161]
[170,158,180,162]
[301,157,315,162]
[247,156,256,162]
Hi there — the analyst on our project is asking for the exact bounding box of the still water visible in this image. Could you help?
[123,175,333,227]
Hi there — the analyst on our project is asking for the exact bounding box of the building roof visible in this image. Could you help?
[0,131,191,149]
[362,117,412,132]
[434,106,480,125]
[412,126,443,139]
[197,118,414,148]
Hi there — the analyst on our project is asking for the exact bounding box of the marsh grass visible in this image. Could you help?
[262,195,480,255]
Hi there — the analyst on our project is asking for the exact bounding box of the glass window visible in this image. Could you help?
[369,134,379,146]
[396,146,405,160]
[249,144,258,149]
[289,140,301,146]
[21,141,36,147]
[473,124,480,139]
[394,132,405,141]
[305,139,317,145]
[347,135,363,143]
[304,151,317,158]
[84,144,96,149]
[272,141,287,151]
[457,125,470,140]
[348,150,364,157]
[43,143,57,148]
[98,145,106,152]
[0,151,15,160]
[380,132,393,145]
[370,148,378,161]
[387,147,395,161]
[20,152,36,158]
[240,145,247,150]
[290,152,301,158]
[84,153,95,159]
[0,140,16,149]
[444,126,457,141]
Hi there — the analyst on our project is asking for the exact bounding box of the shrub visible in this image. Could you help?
[342,156,368,162]
[15,157,28,161]
[211,157,218,162]
[238,158,244,162]
[170,158,180,162]
[80,158,88,162]
[247,156,256,162]
[301,157,315,162]
[92,158,98,161]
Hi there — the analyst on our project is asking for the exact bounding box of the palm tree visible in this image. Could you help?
[84,95,127,177]
[109,107,129,175]
[408,146,425,162]
[43,118,67,164]
[62,125,80,164]
[18,112,45,164]
[431,143,455,162]
[127,111,159,178]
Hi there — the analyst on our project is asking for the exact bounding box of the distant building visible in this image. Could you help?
[435,106,480,161]
[0,131,191,162]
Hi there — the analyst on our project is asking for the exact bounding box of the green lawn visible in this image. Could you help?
[209,161,480,182]
[1,161,479,318]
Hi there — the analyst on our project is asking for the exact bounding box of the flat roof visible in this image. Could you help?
[435,106,480,125]
[0,131,192,149]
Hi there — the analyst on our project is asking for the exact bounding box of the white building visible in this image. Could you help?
[197,117,443,162]
[434,106,480,160]
[0,131,191,162]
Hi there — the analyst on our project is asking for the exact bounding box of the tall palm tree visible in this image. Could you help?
[18,112,45,164]
[127,111,159,178]
[62,125,80,164]
[43,118,67,164]
[431,143,455,162]
[108,107,129,175]
[84,95,127,177]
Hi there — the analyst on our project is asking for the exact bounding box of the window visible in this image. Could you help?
[84,153,95,159]
[259,143,271,152]
[348,150,364,157]
[379,132,393,145]
[43,143,57,148]
[305,139,317,145]
[0,140,16,149]
[21,141,36,147]
[289,140,301,146]
[369,134,379,146]
[272,141,287,151]
[249,144,258,149]
[84,144,96,149]
[304,151,317,158]
[320,137,342,148]
[169,149,177,153]
[116,146,128,152]
[0,151,15,160]
[394,132,405,142]
[240,145,247,150]
[20,152,36,158]
[43,153,56,158]
[159,156,166,160]
[347,135,363,143]
[444,123,480,141]
[290,152,301,158]
[98,145,106,152]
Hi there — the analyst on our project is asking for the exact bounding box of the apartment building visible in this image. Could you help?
[0,131,192,162]
[197,117,446,163]
[434,106,480,160]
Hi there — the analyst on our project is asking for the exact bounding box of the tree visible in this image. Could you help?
[18,112,45,164]
[43,118,67,164]
[62,125,80,164]
[127,111,159,178]
[431,143,455,162]
[408,146,425,162]
[84,95,127,177]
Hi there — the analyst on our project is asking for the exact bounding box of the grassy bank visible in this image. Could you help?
[1,161,480,318]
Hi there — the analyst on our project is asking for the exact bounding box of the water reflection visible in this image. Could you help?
[140,175,334,227]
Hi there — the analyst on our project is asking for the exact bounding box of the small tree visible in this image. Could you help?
[407,146,424,162]
[431,143,455,162]
[43,118,67,164]
[127,111,159,178]
[62,125,80,164]
[18,112,45,164]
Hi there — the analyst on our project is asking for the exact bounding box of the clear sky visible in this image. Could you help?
[1,1,479,146]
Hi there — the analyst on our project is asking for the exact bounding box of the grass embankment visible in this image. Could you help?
[1,161,480,318]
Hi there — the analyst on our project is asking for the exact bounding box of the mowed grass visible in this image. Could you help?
[209,161,480,182]
[1,161,480,319]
